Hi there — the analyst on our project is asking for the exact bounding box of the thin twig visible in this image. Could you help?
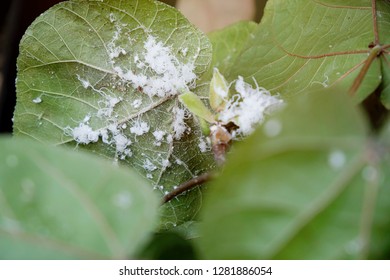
[372,0,379,45]
[349,45,382,96]
[161,172,215,204]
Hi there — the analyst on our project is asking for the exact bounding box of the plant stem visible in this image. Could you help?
[372,0,379,45]
[349,45,382,96]
[161,172,215,204]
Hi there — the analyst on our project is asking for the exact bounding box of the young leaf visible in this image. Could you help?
[179,91,215,123]
[197,89,390,259]
[209,68,228,112]
[227,0,390,103]
[12,0,215,228]
[0,137,159,259]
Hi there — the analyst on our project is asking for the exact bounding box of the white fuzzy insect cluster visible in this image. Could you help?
[218,76,284,136]
[71,123,100,144]
[114,35,196,98]
[153,130,166,146]
[172,107,189,140]
[66,121,133,160]
[130,119,150,136]
[198,137,210,153]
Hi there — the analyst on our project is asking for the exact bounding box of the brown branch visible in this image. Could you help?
[335,59,366,83]
[161,172,215,204]
[383,44,390,49]
[372,0,380,45]
[349,45,382,96]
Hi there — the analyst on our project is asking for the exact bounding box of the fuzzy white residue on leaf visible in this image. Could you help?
[153,130,166,146]
[130,119,150,136]
[143,158,157,172]
[198,137,210,153]
[172,107,188,140]
[161,159,171,168]
[97,96,121,118]
[68,119,132,160]
[114,35,196,98]
[214,85,228,99]
[113,133,132,159]
[218,76,284,136]
[70,123,99,145]
[132,99,142,109]
[76,74,91,89]
[153,130,166,141]
[180,47,188,57]
[108,24,126,60]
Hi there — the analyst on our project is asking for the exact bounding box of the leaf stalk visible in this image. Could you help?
[349,45,382,96]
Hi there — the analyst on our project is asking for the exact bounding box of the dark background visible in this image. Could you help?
[0,0,63,133]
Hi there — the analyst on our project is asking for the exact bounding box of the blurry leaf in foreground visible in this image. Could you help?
[0,137,159,259]
[197,89,390,259]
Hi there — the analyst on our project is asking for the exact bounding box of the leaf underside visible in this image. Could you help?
[210,0,390,105]
[13,0,215,228]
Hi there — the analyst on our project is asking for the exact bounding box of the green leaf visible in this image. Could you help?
[197,89,390,259]
[369,118,390,258]
[196,21,257,94]
[137,231,196,260]
[226,0,389,103]
[379,57,390,109]
[13,0,215,228]
[377,0,390,108]
[0,137,159,259]
[208,21,257,78]
[209,68,228,112]
[179,91,215,123]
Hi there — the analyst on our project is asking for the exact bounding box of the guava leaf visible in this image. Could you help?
[379,57,390,108]
[197,90,390,259]
[195,21,258,100]
[226,0,390,103]
[207,21,257,78]
[0,137,159,259]
[13,0,215,228]
[179,91,215,123]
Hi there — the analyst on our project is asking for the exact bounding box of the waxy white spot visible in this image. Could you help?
[32,97,42,104]
[263,119,282,137]
[328,150,346,170]
[112,191,132,209]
